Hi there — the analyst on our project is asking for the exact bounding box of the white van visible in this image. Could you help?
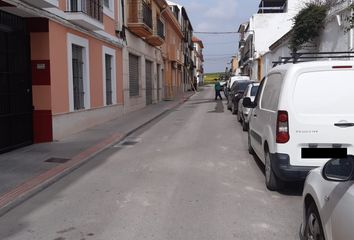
[243,61,354,190]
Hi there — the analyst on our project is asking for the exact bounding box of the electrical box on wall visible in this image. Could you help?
[31,60,51,85]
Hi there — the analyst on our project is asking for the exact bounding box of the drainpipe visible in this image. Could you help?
[350,0,354,51]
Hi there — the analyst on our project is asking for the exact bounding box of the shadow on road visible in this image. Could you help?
[250,154,304,196]
[208,100,224,113]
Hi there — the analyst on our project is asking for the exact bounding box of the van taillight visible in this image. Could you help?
[332,66,352,69]
[276,111,289,144]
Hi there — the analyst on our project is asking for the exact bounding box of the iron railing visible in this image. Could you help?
[142,1,152,29]
[69,0,103,23]
[157,18,165,39]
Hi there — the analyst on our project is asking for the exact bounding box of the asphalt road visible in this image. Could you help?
[0,86,303,240]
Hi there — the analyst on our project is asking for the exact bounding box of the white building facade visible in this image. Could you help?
[262,0,354,78]
[238,0,309,80]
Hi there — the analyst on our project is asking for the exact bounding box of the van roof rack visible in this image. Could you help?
[272,51,354,67]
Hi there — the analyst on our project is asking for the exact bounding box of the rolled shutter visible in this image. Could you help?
[129,54,139,97]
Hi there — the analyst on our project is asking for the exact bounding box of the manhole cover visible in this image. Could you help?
[45,157,71,164]
[121,141,139,146]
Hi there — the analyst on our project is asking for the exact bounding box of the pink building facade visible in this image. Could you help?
[0,0,124,152]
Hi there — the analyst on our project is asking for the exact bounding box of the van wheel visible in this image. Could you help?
[304,203,325,240]
[264,151,284,191]
[248,131,255,155]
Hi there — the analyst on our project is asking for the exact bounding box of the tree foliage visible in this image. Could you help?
[289,3,328,53]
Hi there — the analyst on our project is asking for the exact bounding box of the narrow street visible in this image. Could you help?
[0,86,302,240]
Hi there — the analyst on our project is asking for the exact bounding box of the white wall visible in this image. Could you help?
[260,2,354,79]
[53,104,124,140]
[252,0,309,55]
[262,43,292,78]
[319,8,352,52]
[252,13,292,55]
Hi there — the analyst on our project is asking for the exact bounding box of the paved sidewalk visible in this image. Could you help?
[0,92,194,216]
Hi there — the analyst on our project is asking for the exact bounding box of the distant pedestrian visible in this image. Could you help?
[214,81,223,100]
[193,77,198,91]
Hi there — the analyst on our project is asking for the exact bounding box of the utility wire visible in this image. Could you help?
[205,57,234,61]
[194,31,238,34]
[204,54,235,57]
[204,41,236,45]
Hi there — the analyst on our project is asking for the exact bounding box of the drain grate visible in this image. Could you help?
[121,141,139,146]
[45,157,71,164]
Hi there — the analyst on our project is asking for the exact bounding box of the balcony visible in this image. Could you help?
[128,0,153,38]
[146,18,165,46]
[22,0,58,8]
[66,0,104,31]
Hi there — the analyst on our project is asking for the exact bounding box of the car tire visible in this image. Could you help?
[242,120,248,131]
[248,131,255,155]
[237,111,242,122]
[264,150,284,191]
[227,101,231,110]
[231,103,236,115]
[304,203,325,240]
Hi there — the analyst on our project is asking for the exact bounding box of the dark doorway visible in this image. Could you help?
[145,60,153,105]
[0,10,32,153]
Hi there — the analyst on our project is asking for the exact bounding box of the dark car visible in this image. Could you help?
[227,80,254,114]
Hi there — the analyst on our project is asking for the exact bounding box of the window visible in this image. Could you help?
[67,33,90,112]
[129,54,139,97]
[103,0,114,19]
[102,46,117,106]
[72,45,85,110]
[105,54,112,105]
[251,85,259,96]
[260,74,282,111]
[104,0,109,8]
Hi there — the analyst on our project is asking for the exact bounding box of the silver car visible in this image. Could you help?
[300,156,354,240]
[237,82,259,131]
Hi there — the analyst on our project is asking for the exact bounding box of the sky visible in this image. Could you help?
[170,0,260,73]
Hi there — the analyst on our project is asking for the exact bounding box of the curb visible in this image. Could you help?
[0,92,194,217]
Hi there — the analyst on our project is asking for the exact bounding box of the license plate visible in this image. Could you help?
[301,148,347,159]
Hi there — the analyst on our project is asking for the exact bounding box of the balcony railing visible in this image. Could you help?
[142,1,153,29]
[68,0,103,23]
[157,18,165,39]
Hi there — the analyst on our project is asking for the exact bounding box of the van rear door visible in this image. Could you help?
[289,69,354,166]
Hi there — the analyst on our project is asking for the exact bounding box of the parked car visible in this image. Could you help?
[300,156,354,240]
[243,61,354,190]
[225,75,250,101]
[227,80,254,114]
[237,82,259,131]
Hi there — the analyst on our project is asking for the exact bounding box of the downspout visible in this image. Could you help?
[350,0,354,51]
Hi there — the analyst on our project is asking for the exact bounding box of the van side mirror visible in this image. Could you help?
[243,97,256,108]
[323,156,354,182]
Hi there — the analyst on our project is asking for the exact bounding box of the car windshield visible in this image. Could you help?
[236,81,252,92]
[251,85,259,96]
